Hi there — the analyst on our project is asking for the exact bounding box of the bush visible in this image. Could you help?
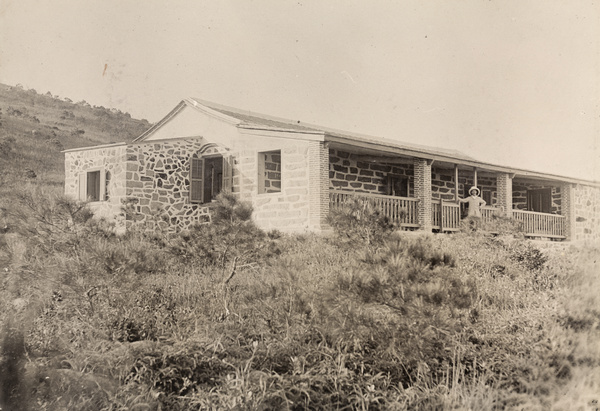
[211,191,254,225]
[168,192,271,268]
[0,137,14,157]
[509,241,548,271]
[328,197,397,245]
[314,233,475,387]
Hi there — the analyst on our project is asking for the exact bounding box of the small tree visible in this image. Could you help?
[328,197,398,245]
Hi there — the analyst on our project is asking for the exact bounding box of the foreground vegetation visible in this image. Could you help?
[1,188,598,410]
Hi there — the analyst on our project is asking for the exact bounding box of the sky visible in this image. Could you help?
[1,0,598,181]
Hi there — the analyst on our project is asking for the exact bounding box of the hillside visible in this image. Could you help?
[0,192,598,410]
[0,83,150,193]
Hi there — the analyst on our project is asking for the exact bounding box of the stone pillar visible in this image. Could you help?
[308,141,330,231]
[414,158,432,232]
[496,173,513,217]
[561,182,575,241]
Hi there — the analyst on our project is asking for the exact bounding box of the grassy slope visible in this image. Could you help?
[0,192,598,410]
[0,83,150,193]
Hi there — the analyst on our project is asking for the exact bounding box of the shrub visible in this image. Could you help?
[328,197,396,245]
[0,137,14,157]
[211,191,254,226]
[509,242,547,271]
[482,214,524,235]
[168,192,271,269]
[315,233,475,387]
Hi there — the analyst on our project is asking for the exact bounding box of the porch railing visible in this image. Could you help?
[512,210,565,238]
[329,191,566,238]
[329,191,420,228]
[432,202,502,232]
[481,206,499,222]
[432,201,461,231]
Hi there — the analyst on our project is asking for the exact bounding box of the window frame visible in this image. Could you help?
[257,150,282,195]
[78,167,107,202]
[386,174,409,198]
[189,153,233,204]
[527,188,552,213]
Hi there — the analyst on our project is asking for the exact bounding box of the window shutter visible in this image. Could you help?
[222,154,233,193]
[78,173,87,201]
[100,169,107,201]
[190,158,204,203]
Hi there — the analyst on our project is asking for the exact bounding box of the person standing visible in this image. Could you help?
[459,187,486,230]
[459,186,486,217]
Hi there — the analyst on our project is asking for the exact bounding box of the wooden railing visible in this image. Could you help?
[329,191,420,228]
[432,202,501,232]
[432,201,461,231]
[512,210,565,238]
[329,191,566,238]
[481,206,499,222]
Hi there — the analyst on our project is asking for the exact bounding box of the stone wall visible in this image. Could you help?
[572,183,600,244]
[512,183,561,213]
[430,169,457,201]
[124,138,215,231]
[328,148,414,195]
[64,144,128,232]
[66,137,320,233]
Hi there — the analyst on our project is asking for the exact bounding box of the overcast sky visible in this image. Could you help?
[1,1,598,180]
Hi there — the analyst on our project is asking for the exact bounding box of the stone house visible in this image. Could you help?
[64,98,600,243]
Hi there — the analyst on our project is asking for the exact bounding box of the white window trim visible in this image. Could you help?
[78,167,106,202]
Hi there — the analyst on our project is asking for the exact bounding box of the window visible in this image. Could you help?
[527,188,552,213]
[190,155,232,203]
[258,150,281,194]
[87,171,101,201]
[386,175,409,197]
[78,169,107,202]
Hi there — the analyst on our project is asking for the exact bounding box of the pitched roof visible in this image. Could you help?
[131,97,597,186]
[188,97,478,162]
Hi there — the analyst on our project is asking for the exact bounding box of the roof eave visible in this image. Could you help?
[62,142,127,153]
[324,134,599,186]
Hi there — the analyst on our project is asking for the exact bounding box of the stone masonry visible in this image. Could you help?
[251,141,314,231]
[65,139,599,243]
[572,183,600,243]
[512,183,561,213]
[328,148,415,195]
[124,138,216,231]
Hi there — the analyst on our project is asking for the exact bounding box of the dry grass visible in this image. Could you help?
[1,189,599,410]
